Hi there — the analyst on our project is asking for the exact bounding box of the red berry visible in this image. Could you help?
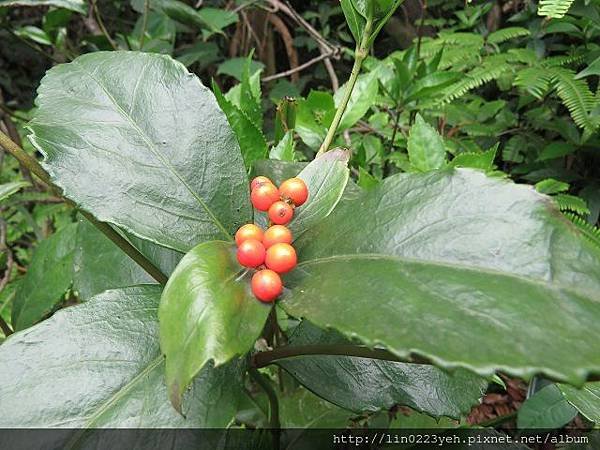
[265,243,297,273]
[236,239,265,268]
[268,201,294,225]
[279,177,308,207]
[250,176,273,191]
[235,224,264,246]
[263,225,293,249]
[251,183,280,211]
[251,269,283,302]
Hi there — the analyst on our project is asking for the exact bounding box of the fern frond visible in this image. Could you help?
[563,212,600,249]
[506,48,539,65]
[542,54,585,67]
[551,68,599,132]
[441,58,512,103]
[487,27,530,44]
[515,67,552,99]
[538,0,575,18]
[556,194,590,216]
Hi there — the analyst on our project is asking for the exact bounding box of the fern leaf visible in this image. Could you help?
[441,58,512,103]
[515,67,552,99]
[538,0,575,18]
[556,194,590,216]
[551,68,599,132]
[563,212,600,249]
[542,54,585,67]
[487,27,530,44]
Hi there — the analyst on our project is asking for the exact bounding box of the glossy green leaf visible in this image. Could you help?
[538,142,576,161]
[28,51,251,253]
[278,321,486,418]
[559,383,600,424]
[290,149,350,238]
[15,25,53,45]
[280,386,353,428]
[12,223,77,331]
[407,114,447,172]
[535,178,570,195]
[335,71,378,130]
[73,220,153,300]
[0,286,245,428]
[340,0,364,43]
[390,410,457,428]
[0,0,86,14]
[295,91,335,150]
[576,55,600,79]
[0,181,30,202]
[269,130,296,162]
[517,384,577,429]
[282,169,600,385]
[450,146,497,171]
[213,81,268,168]
[159,240,271,412]
[252,160,307,186]
[217,57,264,81]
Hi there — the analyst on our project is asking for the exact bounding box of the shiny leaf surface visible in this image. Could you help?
[278,321,486,418]
[28,51,250,252]
[159,240,271,411]
[559,383,600,424]
[0,286,245,428]
[517,384,577,429]
[407,114,446,172]
[282,169,600,384]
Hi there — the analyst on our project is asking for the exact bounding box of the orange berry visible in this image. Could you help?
[268,201,294,225]
[263,225,293,249]
[279,177,308,207]
[251,269,283,302]
[251,183,280,211]
[265,243,297,273]
[250,176,273,191]
[236,239,265,268]
[235,224,264,246]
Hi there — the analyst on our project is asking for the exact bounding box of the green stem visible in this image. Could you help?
[316,18,373,157]
[249,368,280,450]
[0,130,168,285]
[139,0,150,49]
[251,343,425,368]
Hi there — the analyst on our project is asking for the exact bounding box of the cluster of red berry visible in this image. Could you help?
[235,176,308,303]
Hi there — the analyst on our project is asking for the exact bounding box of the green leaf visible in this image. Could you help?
[12,223,77,331]
[29,51,251,253]
[449,146,497,172]
[407,114,446,172]
[280,386,353,428]
[538,142,576,161]
[0,181,30,202]
[278,321,486,418]
[213,81,268,168]
[487,27,530,44]
[15,25,53,45]
[535,178,570,195]
[390,410,457,428]
[517,384,577,429]
[217,57,264,81]
[559,383,600,424]
[282,169,600,385]
[159,241,271,412]
[0,0,86,14]
[575,55,600,79]
[290,149,350,239]
[73,220,154,300]
[0,286,245,427]
[357,166,379,189]
[252,160,307,186]
[340,0,364,43]
[295,91,335,150]
[335,71,378,130]
[269,130,296,162]
[404,72,462,102]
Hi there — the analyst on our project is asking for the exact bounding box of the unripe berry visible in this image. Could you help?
[251,269,282,302]
[279,177,308,207]
[263,225,293,249]
[268,201,294,225]
[235,224,264,246]
[251,183,280,211]
[265,243,297,273]
[250,176,273,191]
[236,239,265,268]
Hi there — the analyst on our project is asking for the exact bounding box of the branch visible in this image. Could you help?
[0,130,168,285]
[261,52,333,82]
[249,368,280,450]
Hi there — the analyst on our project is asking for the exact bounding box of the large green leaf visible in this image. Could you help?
[278,321,486,418]
[295,91,335,150]
[281,169,600,384]
[559,383,600,424]
[279,386,353,428]
[407,114,447,172]
[0,286,245,428]
[159,240,270,412]
[517,384,577,429]
[73,220,154,300]
[28,51,251,253]
[0,0,86,14]
[12,223,77,331]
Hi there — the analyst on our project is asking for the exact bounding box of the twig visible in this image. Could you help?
[0,130,168,285]
[91,0,118,50]
[261,52,333,82]
[267,13,299,82]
